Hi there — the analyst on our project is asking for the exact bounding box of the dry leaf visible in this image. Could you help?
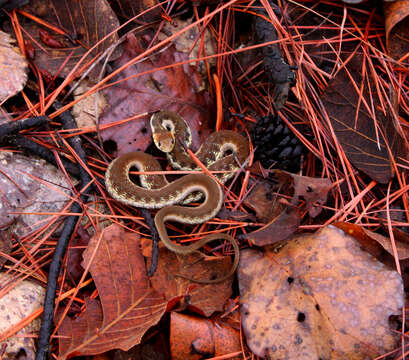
[100,33,213,156]
[244,208,300,247]
[322,55,407,183]
[149,247,233,317]
[0,151,73,237]
[244,178,284,224]
[287,171,332,217]
[0,231,12,269]
[157,17,217,78]
[335,222,409,260]
[0,30,27,102]
[243,172,331,246]
[112,0,161,22]
[384,0,409,59]
[58,224,167,359]
[170,312,241,360]
[0,273,45,360]
[72,80,108,128]
[238,226,403,359]
[19,0,121,79]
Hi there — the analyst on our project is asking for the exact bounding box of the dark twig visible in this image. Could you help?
[36,103,92,360]
[13,135,80,177]
[139,208,160,276]
[0,116,49,138]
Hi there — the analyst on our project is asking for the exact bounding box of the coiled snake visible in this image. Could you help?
[105,111,249,283]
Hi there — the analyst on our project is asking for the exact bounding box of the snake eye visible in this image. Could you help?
[162,120,174,132]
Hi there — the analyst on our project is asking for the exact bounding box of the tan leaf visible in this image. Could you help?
[170,312,241,360]
[0,31,27,102]
[238,226,403,359]
[58,224,167,359]
[0,273,45,360]
[0,151,73,237]
[149,247,233,317]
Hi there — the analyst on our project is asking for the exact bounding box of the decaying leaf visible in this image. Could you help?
[0,231,12,268]
[286,171,332,217]
[322,55,407,183]
[243,171,331,246]
[238,225,403,359]
[0,151,73,237]
[112,0,161,22]
[244,208,300,247]
[0,30,27,102]
[72,80,108,128]
[335,222,409,260]
[19,0,121,79]
[384,0,409,59]
[149,247,233,317]
[100,33,213,156]
[0,273,45,360]
[58,225,167,359]
[157,17,217,78]
[170,312,241,360]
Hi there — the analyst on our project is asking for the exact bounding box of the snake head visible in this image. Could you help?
[152,131,175,153]
[150,111,177,152]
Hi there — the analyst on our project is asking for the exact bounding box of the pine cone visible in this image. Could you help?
[251,115,305,171]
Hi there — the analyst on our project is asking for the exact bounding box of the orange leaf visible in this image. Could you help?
[170,312,241,360]
[149,248,233,317]
[58,224,167,359]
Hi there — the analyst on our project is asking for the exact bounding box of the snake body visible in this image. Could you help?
[105,111,249,283]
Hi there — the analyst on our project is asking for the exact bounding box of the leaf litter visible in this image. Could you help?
[0,1,408,360]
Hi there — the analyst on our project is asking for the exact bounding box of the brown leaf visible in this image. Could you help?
[384,0,409,59]
[334,222,409,260]
[238,226,403,359]
[58,224,167,359]
[243,172,331,246]
[244,208,300,247]
[0,230,12,269]
[170,312,241,360]
[19,0,121,79]
[244,178,285,223]
[149,247,233,317]
[290,174,331,217]
[100,33,213,156]
[112,0,161,22]
[0,31,27,102]
[322,55,407,183]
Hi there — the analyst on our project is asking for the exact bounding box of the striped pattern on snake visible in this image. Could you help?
[104,111,249,283]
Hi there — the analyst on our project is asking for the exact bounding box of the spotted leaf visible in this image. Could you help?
[238,225,403,359]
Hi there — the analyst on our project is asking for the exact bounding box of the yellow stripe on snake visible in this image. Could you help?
[105,111,250,283]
